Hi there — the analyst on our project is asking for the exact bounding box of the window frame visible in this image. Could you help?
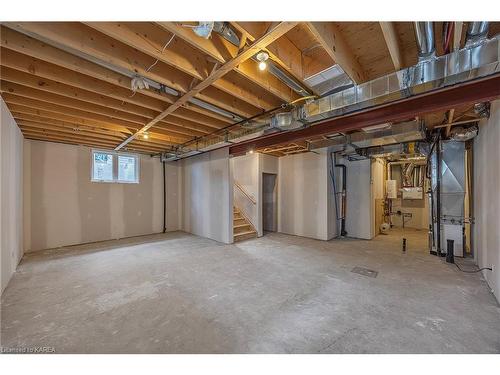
[91,149,140,184]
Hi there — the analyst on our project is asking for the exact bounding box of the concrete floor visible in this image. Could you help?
[1,228,499,353]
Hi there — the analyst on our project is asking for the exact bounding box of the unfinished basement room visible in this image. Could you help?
[1,5,500,363]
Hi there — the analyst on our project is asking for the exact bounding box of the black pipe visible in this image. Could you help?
[162,161,166,233]
[436,138,442,256]
[446,239,455,264]
[335,163,348,237]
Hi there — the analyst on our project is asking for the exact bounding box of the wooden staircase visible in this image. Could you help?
[233,206,257,242]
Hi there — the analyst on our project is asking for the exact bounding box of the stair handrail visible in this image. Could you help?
[234,180,256,205]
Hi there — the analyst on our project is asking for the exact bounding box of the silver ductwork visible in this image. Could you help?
[270,108,305,130]
[414,22,436,61]
[450,125,479,142]
[304,35,499,124]
[308,120,425,151]
[165,31,499,161]
[413,22,438,84]
[349,120,426,148]
[213,22,241,46]
[465,22,490,47]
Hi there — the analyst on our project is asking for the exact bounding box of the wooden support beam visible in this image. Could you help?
[0,49,166,113]
[116,22,298,150]
[379,22,403,71]
[18,121,126,142]
[1,80,149,125]
[157,22,297,103]
[5,101,137,134]
[434,117,481,129]
[85,22,281,111]
[231,22,307,83]
[0,25,233,125]
[454,22,464,51]
[2,92,142,131]
[445,108,455,137]
[306,22,367,83]
[22,131,162,154]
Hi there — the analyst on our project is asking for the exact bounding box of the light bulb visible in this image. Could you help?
[258,61,267,71]
[142,132,149,140]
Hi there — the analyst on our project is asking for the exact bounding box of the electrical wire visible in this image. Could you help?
[146,34,176,73]
[454,262,492,273]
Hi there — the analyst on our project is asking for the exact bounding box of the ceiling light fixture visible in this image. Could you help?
[142,132,149,140]
[256,51,269,71]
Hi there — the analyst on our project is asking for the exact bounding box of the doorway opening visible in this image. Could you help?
[262,173,277,233]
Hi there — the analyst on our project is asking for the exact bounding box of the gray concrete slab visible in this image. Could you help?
[1,229,499,353]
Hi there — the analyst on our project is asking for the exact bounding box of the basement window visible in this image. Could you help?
[91,150,139,184]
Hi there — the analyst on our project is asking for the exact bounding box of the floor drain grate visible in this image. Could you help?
[351,267,378,278]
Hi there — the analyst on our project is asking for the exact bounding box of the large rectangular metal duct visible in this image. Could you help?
[304,36,500,123]
[350,120,425,148]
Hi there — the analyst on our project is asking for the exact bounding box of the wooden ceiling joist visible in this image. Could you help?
[231,22,311,85]
[1,80,149,125]
[157,22,298,103]
[116,22,298,150]
[0,25,233,127]
[306,22,367,83]
[85,22,283,111]
[0,50,167,113]
[4,22,263,119]
[379,22,403,71]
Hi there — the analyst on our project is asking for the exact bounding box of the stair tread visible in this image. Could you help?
[234,230,257,236]
[234,223,252,228]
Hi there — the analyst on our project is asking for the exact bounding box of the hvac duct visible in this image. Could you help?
[213,22,241,46]
[414,22,436,60]
[270,109,305,130]
[449,125,479,142]
[349,120,425,148]
[465,22,490,47]
[413,22,438,84]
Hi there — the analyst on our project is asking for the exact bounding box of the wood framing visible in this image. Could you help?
[306,22,367,83]
[379,22,403,71]
[116,22,298,150]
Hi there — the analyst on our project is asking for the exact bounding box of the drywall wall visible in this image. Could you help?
[180,147,233,244]
[24,141,169,251]
[1,98,23,293]
[474,99,500,302]
[165,161,181,232]
[278,148,334,240]
[339,157,374,240]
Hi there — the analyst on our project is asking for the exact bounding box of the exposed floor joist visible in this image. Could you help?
[116,22,298,150]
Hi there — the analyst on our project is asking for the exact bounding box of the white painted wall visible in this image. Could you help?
[339,157,374,240]
[278,148,334,240]
[1,98,24,293]
[474,99,500,302]
[180,147,233,244]
[24,140,170,252]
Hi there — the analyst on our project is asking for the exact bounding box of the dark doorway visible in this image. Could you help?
[262,173,277,232]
